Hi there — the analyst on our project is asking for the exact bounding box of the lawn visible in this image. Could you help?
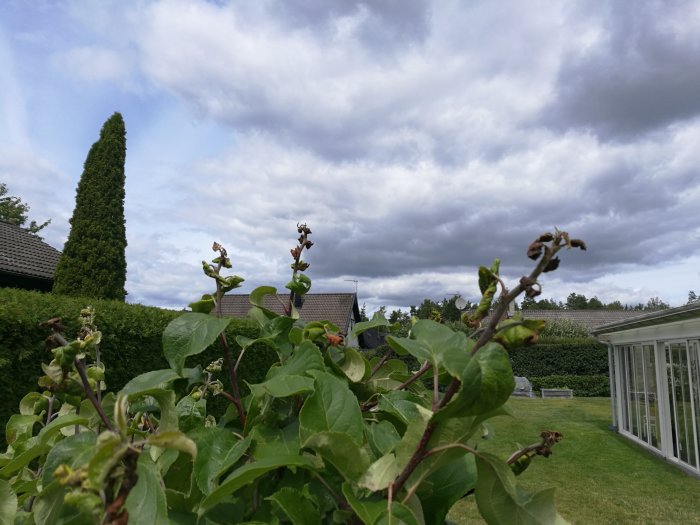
[447,397,700,525]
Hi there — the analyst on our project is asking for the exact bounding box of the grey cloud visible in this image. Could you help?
[543,0,700,138]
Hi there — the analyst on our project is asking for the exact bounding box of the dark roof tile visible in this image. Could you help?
[0,221,61,281]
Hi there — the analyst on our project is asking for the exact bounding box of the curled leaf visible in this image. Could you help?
[526,241,543,260]
[570,238,587,250]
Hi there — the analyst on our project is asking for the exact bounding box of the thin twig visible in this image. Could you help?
[370,347,394,377]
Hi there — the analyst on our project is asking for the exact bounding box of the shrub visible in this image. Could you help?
[0,228,586,524]
[539,318,589,339]
[0,288,274,440]
[509,340,608,377]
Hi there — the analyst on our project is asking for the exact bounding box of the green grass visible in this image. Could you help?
[447,398,700,524]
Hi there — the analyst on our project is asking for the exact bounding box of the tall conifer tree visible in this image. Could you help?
[53,113,127,300]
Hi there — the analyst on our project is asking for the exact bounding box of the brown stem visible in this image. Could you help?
[370,347,394,377]
[390,237,567,497]
[74,358,114,432]
[397,362,432,390]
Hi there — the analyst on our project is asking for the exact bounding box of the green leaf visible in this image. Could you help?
[358,453,400,491]
[42,432,96,487]
[285,273,312,295]
[86,431,127,490]
[493,319,547,350]
[125,454,169,525]
[433,343,515,422]
[374,501,422,525]
[336,347,371,383]
[288,326,303,345]
[189,295,215,314]
[303,431,370,482]
[341,483,386,525]
[176,395,207,433]
[367,420,401,457]
[267,487,321,525]
[120,368,198,395]
[163,313,232,374]
[387,320,471,376]
[250,421,301,458]
[19,392,49,416]
[191,428,251,494]
[351,311,391,338]
[299,371,364,445]
[0,438,45,477]
[249,375,315,398]
[394,404,432,468]
[0,479,17,525]
[5,414,41,445]
[475,453,569,525]
[250,286,278,308]
[38,414,89,447]
[415,456,477,525]
[267,341,325,379]
[147,431,197,458]
[32,482,65,525]
[200,455,318,512]
[377,391,428,426]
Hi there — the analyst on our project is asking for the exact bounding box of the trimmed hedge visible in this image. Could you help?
[509,339,608,377]
[0,288,276,435]
[530,375,610,397]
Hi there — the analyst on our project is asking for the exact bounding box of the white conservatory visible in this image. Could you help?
[593,304,700,477]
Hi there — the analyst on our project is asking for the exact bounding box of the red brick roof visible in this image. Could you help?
[0,221,61,281]
[220,293,359,334]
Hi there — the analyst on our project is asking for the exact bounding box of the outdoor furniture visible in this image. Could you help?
[541,388,574,399]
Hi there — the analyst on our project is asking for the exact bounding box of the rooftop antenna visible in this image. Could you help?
[344,279,358,294]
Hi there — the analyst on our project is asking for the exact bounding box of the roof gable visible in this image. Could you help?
[0,221,61,281]
[220,293,359,334]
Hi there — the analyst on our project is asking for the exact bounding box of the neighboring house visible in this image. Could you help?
[220,293,366,347]
[593,304,700,478]
[0,221,61,292]
[514,309,649,333]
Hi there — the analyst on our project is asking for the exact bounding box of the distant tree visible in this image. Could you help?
[440,296,463,322]
[410,298,441,320]
[359,303,369,322]
[605,300,625,310]
[587,296,604,309]
[565,292,589,309]
[521,297,563,310]
[53,113,127,300]
[644,297,670,311]
[688,291,699,305]
[0,182,51,238]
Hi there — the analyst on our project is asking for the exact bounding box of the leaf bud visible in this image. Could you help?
[212,242,222,252]
[527,241,543,260]
[305,240,314,249]
[542,256,560,273]
[570,239,587,250]
[291,247,301,259]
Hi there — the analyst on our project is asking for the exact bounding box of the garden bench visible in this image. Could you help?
[541,388,573,399]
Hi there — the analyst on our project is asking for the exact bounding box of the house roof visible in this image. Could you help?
[503,309,648,331]
[591,303,700,335]
[220,293,360,334]
[0,221,61,281]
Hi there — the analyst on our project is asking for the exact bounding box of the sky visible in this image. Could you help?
[2,0,700,313]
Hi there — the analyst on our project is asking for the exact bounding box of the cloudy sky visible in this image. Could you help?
[2,0,700,313]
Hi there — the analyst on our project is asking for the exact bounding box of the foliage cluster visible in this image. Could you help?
[0,228,585,524]
[521,292,670,311]
[0,182,51,238]
[529,375,609,397]
[537,319,589,340]
[53,112,128,301]
[0,288,274,441]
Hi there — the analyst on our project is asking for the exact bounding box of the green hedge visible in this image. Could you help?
[509,339,608,377]
[0,288,276,434]
[530,375,610,397]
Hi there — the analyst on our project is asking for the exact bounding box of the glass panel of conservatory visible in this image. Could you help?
[670,342,696,467]
[666,342,679,458]
[642,344,659,448]
[633,345,647,442]
[690,340,700,465]
[618,345,631,433]
[627,345,642,438]
[609,345,618,428]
